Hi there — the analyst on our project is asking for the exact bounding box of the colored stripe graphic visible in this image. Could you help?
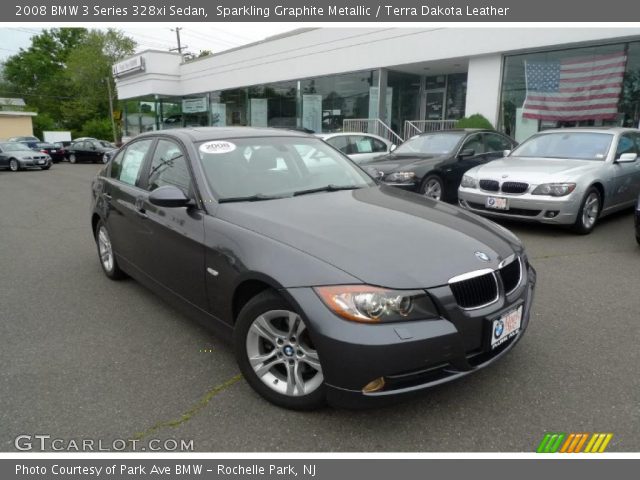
[537,433,566,453]
[537,433,613,453]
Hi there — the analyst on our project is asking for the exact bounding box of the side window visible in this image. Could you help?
[461,135,485,155]
[111,139,153,186]
[326,136,350,154]
[616,134,637,158]
[371,137,388,153]
[352,136,374,154]
[147,139,192,195]
[484,133,513,153]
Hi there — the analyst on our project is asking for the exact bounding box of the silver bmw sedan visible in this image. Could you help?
[458,128,640,233]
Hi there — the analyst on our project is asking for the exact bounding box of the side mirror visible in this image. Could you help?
[617,152,637,163]
[148,185,191,208]
[458,148,475,158]
[389,144,397,152]
[503,150,512,157]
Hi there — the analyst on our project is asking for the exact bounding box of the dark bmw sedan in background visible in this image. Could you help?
[362,129,517,203]
[90,127,535,410]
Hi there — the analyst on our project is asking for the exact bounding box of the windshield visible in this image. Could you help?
[197,137,375,201]
[0,142,32,152]
[510,132,613,160]
[393,132,465,155]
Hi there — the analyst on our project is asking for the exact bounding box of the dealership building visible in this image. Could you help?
[113,27,640,144]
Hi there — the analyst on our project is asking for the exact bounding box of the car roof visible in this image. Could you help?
[136,127,313,143]
[418,128,492,136]
[533,127,639,134]
[316,132,390,141]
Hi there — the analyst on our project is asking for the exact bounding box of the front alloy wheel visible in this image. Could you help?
[235,291,325,410]
[69,154,76,164]
[9,159,19,172]
[573,188,601,234]
[421,175,443,201]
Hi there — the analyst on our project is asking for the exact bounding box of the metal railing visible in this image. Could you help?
[342,118,404,145]
[403,119,458,139]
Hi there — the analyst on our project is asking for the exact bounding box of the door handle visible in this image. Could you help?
[136,209,148,219]
[103,193,112,200]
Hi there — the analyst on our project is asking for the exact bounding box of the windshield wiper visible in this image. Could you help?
[218,193,287,203]
[292,184,364,197]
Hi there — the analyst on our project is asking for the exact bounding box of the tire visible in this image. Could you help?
[234,290,326,410]
[420,174,444,201]
[69,154,77,164]
[636,234,640,246]
[9,158,19,172]
[573,187,601,234]
[95,220,125,280]
[42,166,51,170]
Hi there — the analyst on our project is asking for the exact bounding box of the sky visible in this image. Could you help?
[0,25,297,62]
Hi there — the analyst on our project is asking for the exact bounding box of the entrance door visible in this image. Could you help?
[425,90,445,121]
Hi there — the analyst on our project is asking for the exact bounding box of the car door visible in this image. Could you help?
[73,141,87,162]
[102,138,155,271]
[611,133,640,206]
[445,133,488,190]
[0,147,6,168]
[136,138,208,310]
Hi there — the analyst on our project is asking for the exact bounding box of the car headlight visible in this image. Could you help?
[385,171,416,183]
[531,183,576,196]
[314,285,439,323]
[461,174,477,188]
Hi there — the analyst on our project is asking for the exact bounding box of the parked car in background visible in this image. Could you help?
[458,128,640,234]
[635,194,640,245]
[66,139,118,164]
[361,129,517,202]
[35,142,65,163]
[317,132,395,164]
[0,142,51,171]
[90,127,536,410]
[7,135,41,148]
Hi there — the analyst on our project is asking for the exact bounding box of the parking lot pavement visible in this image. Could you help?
[1,163,639,452]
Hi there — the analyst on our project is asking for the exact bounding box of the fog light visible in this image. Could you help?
[362,377,385,393]
[544,210,559,218]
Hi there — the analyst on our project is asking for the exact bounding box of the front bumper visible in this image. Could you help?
[458,187,581,225]
[20,158,51,168]
[285,264,536,407]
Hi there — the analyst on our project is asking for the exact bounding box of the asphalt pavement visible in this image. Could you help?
[1,163,638,452]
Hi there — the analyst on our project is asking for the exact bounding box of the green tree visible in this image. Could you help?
[64,29,136,137]
[3,28,88,114]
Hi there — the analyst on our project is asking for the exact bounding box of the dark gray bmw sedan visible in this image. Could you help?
[90,127,536,410]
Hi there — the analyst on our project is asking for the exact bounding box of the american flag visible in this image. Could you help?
[523,52,627,121]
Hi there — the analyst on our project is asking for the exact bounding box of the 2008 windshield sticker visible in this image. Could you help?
[200,141,236,154]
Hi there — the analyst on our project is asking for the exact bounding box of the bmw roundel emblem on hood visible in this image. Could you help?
[475,251,490,262]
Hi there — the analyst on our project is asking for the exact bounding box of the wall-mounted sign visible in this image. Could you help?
[112,56,145,77]
[250,98,268,127]
[182,97,208,113]
[302,94,322,133]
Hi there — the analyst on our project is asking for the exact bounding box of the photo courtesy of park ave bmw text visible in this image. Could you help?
[1,0,640,479]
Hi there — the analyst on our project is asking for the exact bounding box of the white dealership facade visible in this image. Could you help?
[114,27,640,142]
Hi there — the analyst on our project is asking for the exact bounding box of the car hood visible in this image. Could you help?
[471,157,603,182]
[217,186,522,289]
[361,154,448,173]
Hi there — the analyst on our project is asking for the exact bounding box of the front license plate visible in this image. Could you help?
[37,160,45,165]
[491,305,522,349]
[486,196,509,210]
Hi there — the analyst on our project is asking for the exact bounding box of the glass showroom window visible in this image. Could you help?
[500,42,633,142]
[300,70,377,133]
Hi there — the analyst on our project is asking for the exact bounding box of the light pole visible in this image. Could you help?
[105,76,117,143]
